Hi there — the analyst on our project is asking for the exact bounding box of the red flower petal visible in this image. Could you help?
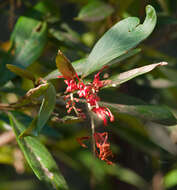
[94,132,114,165]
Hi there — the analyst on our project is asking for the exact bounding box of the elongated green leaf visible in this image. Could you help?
[19,117,38,138]
[6,64,36,82]
[83,5,157,76]
[13,83,49,107]
[8,113,69,190]
[11,17,47,67]
[101,102,177,125]
[0,17,47,85]
[0,111,60,138]
[107,62,168,87]
[76,1,114,22]
[36,83,56,135]
[18,83,56,137]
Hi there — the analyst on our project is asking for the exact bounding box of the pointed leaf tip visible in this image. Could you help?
[56,50,76,79]
[160,61,168,66]
[107,62,168,87]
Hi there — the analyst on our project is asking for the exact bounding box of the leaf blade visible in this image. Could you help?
[36,83,56,135]
[55,50,76,79]
[0,17,47,85]
[76,1,114,22]
[6,64,36,82]
[101,102,177,125]
[107,62,168,87]
[83,5,157,76]
[8,113,69,190]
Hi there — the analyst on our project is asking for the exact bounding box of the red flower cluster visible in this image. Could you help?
[77,132,114,165]
[61,70,114,126]
[59,69,114,164]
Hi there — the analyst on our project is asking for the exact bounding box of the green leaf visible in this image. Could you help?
[6,64,36,82]
[8,113,69,190]
[11,17,47,67]
[101,102,177,125]
[75,1,114,22]
[13,83,49,107]
[83,5,157,76]
[19,117,38,138]
[107,48,141,68]
[17,83,56,137]
[107,62,168,87]
[0,16,47,85]
[164,169,177,188]
[36,83,56,135]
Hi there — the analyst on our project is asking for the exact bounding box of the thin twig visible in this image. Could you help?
[89,109,96,190]
[90,113,96,155]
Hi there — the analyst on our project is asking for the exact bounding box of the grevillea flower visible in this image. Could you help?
[92,71,104,91]
[64,79,78,93]
[92,107,114,126]
[60,68,114,126]
[77,82,91,98]
[76,132,114,165]
[94,132,114,165]
[86,94,100,106]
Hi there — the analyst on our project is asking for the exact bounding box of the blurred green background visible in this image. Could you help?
[0,0,177,190]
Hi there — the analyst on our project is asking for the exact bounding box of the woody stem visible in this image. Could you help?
[89,111,96,190]
[90,112,96,155]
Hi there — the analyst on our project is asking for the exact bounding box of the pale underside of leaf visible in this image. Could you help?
[108,62,168,87]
